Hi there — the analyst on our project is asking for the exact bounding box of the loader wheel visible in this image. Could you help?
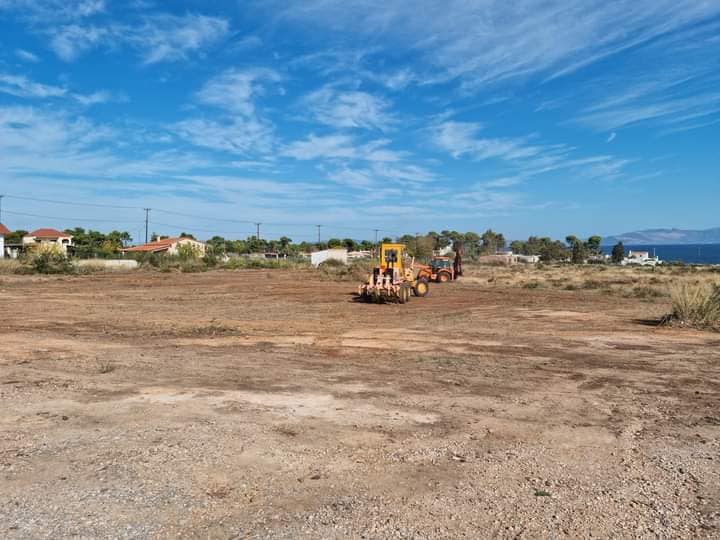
[413,279,429,297]
[438,271,451,283]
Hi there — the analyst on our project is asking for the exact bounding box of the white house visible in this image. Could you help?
[622,250,662,267]
[0,223,9,259]
[22,228,74,255]
[311,248,348,267]
[121,236,207,256]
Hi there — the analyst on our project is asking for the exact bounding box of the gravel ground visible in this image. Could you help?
[1,269,718,538]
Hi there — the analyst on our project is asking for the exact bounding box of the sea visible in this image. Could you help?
[601,244,720,265]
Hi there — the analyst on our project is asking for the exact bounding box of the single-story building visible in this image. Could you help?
[311,248,348,267]
[23,228,74,255]
[121,236,207,257]
[0,223,9,259]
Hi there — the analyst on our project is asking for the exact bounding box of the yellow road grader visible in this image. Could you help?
[358,243,429,303]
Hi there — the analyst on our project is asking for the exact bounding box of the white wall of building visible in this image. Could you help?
[311,249,348,267]
[0,235,4,259]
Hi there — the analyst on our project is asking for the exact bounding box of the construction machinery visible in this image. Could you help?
[358,243,429,303]
[417,256,456,283]
[416,241,464,283]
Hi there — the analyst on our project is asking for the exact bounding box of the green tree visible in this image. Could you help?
[611,242,625,263]
[586,235,602,255]
[342,238,359,251]
[279,236,292,254]
[540,240,570,262]
[510,240,526,254]
[327,238,343,248]
[4,229,27,245]
[207,236,228,254]
[566,235,587,264]
[463,231,482,256]
[481,229,506,255]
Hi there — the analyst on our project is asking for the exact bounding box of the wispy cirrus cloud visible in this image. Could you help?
[270,0,720,87]
[0,72,117,105]
[15,48,40,62]
[0,73,67,99]
[171,68,282,156]
[196,68,282,115]
[22,9,229,63]
[431,120,634,182]
[0,0,106,21]
[172,117,275,155]
[300,85,395,131]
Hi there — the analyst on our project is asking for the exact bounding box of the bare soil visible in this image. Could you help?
[1,269,719,538]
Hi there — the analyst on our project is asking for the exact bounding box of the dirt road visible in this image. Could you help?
[1,269,718,538]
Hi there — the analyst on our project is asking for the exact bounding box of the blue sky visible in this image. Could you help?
[0,0,719,243]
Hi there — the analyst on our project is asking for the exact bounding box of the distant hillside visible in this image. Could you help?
[603,227,720,245]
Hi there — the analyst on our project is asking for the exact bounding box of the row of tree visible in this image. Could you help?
[3,226,625,263]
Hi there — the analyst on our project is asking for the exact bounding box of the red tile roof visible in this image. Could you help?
[0,223,10,236]
[29,228,71,238]
[122,237,187,253]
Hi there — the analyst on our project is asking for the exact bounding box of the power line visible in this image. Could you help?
[2,194,141,210]
[3,193,411,233]
[153,207,256,225]
[2,209,142,225]
[149,221,257,236]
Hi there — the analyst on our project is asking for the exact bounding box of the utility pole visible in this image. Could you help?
[255,222,261,240]
[0,194,4,224]
[144,208,150,244]
[374,229,379,245]
[316,224,322,244]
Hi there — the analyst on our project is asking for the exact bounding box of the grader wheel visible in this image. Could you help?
[438,271,451,283]
[413,279,429,297]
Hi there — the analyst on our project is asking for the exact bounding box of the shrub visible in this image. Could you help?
[28,252,75,274]
[0,260,23,275]
[319,258,373,281]
[669,283,720,330]
[319,258,346,268]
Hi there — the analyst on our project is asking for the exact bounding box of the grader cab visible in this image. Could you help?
[358,243,429,303]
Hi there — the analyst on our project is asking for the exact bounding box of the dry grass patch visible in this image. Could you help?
[668,283,720,331]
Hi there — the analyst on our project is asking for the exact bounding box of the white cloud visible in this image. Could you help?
[0,0,105,21]
[431,120,634,182]
[49,24,108,61]
[0,72,117,106]
[0,73,67,99]
[576,93,720,131]
[283,134,358,160]
[607,132,616,143]
[300,85,395,130]
[133,14,229,65]
[432,121,545,161]
[171,68,282,156]
[46,14,229,63]
[271,1,720,86]
[71,90,115,105]
[196,68,282,115]
[15,48,40,62]
[172,117,274,155]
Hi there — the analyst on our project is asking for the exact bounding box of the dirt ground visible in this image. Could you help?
[1,268,719,539]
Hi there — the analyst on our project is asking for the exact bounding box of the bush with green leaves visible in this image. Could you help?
[28,251,75,274]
